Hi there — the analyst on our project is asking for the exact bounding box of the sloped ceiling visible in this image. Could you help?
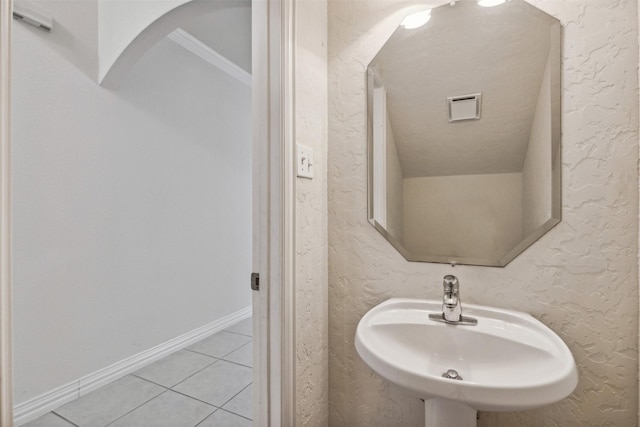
[372,0,557,178]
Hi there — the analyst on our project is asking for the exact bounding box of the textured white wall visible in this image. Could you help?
[12,12,251,404]
[295,0,329,425]
[328,0,639,426]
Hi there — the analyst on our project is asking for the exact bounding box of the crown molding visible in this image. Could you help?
[168,28,252,87]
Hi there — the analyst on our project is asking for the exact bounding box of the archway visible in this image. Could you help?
[99,0,250,88]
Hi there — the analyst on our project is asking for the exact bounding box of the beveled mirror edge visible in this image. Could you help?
[369,215,562,267]
[369,219,506,267]
[497,217,561,266]
[366,67,375,233]
[366,2,563,268]
[551,21,563,223]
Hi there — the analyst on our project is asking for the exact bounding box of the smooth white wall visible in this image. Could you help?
[12,8,251,404]
[98,0,189,81]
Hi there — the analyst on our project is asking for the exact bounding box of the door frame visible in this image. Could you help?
[253,0,296,425]
[0,0,13,425]
[0,0,295,425]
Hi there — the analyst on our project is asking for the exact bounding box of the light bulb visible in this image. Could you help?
[477,0,506,7]
[401,10,431,29]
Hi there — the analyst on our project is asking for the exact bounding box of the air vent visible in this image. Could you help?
[447,93,481,122]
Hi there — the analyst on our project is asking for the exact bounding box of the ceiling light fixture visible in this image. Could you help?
[477,0,506,7]
[401,10,431,29]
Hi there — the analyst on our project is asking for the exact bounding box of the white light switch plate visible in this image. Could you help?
[297,144,314,179]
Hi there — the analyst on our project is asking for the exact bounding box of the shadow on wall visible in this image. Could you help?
[13,0,99,80]
[99,0,249,88]
[13,0,249,85]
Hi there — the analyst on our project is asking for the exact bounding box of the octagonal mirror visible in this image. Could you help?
[367,0,561,267]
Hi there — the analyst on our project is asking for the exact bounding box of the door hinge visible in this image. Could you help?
[251,272,260,291]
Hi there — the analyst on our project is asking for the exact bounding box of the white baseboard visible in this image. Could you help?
[13,381,79,427]
[14,306,252,426]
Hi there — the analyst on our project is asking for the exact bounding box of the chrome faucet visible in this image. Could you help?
[442,275,462,322]
[429,275,478,326]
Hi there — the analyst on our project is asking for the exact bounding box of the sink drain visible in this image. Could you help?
[442,369,463,380]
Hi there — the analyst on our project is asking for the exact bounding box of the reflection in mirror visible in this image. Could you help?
[368,0,561,267]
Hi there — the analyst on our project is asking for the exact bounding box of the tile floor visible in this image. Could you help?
[23,317,253,427]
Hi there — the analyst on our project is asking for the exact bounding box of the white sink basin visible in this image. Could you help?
[355,298,578,413]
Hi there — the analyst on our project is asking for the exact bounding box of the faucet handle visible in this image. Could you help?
[443,275,459,290]
[430,274,478,326]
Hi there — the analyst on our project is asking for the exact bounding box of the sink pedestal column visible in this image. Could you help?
[425,399,477,427]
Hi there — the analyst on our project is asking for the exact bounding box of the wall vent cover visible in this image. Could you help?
[447,93,482,122]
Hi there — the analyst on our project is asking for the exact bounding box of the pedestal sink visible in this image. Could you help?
[355,298,578,427]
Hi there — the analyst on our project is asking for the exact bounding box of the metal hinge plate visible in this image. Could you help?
[251,273,260,291]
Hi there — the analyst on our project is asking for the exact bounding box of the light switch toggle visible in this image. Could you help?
[297,144,314,179]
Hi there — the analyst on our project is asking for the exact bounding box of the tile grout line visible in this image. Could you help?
[169,368,253,412]
[107,386,219,427]
[131,375,219,411]
[123,329,253,425]
[39,327,252,427]
[223,357,252,366]
[131,353,220,389]
[219,359,252,369]
[165,359,253,418]
[218,343,253,369]
[168,358,222,389]
[130,329,252,391]
[50,412,80,427]
[223,318,253,338]
[168,388,224,409]
[195,407,254,425]
[184,335,252,360]
[184,348,252,369]
[193,408,227,427]
[130,334,253,410]
[218,382,253,419]
[129,373,172,390]
[103,388,169,427]
[131,375,171,390]
[223,329,252,338]
[168,375,252,417]
[105,374,220,427]
[183,346,248,361]
[218,407,253,422]
[219,341,253,365]
[182,348,222,358]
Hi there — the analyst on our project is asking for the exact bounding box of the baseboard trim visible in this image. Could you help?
[14,306,252,425]
[13,381,78,426]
